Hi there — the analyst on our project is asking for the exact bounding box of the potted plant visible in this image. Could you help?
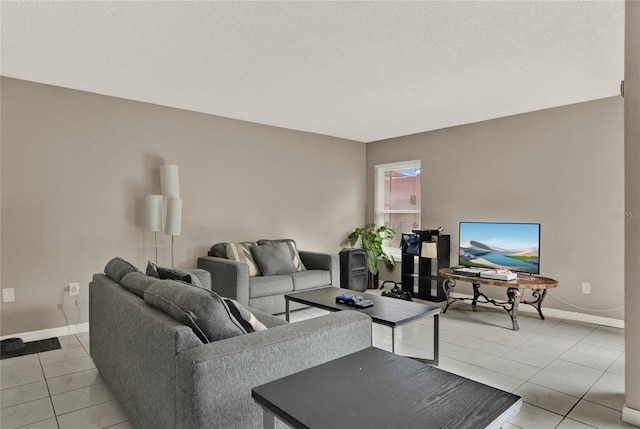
[343,223,396,289]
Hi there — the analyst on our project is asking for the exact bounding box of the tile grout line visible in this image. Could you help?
[521,320,625,427]
[50,334,131,429]
[47,334,113,422]
[38,344,61,429]
[3,314,624,429]
[414,316,623,427]
[42,339,63,429]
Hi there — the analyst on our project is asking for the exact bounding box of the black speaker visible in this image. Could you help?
[339,248,368,292]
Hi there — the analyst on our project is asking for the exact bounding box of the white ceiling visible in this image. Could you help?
[1,1,625,143]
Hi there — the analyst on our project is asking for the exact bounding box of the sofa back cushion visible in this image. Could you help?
[104,257,140,282]
[146,261,203,287]
[143,280,248,343]
[251,243,297,276]
[257,239,306,272]
[210,239,307,276]
[208,242,228,258]
[225,242,261,276]
[120,272,159,298]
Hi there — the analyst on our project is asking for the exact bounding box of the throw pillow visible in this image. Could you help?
[208,242,228,258]
[146,261,203,288]
[225,242,261,276]
[224,299,267,332]
[144,280,248,343]
[250,243,297,276]
[104,257,140,282]
[146,261,159,277]
[257,239,306,272]
[120,272,159,298]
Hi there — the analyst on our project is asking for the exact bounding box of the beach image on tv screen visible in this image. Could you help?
[459,222,540,274]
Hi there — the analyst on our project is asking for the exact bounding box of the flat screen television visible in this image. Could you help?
[459,222,541,274]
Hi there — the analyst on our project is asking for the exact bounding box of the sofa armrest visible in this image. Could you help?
[186,269,212,290]
[175,311,371,429]
[197,256,250,306]
[299,251,340,288]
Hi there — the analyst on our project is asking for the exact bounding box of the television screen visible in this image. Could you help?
[459,222,540,274]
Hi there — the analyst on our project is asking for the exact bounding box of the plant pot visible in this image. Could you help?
[367,272,379,289]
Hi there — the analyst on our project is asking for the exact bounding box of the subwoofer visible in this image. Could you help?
[339,248,368,292]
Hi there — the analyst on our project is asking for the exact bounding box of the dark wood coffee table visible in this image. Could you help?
[252,347,522,429]
[439,268,559,330]
[285,287,440,365]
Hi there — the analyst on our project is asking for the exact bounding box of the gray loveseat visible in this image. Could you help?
[89,257,372,429]
[198,239,340,314]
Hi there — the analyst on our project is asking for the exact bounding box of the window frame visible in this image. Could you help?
[374,160,422,258]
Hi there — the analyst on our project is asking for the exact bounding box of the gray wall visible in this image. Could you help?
[367,97,625,320]
[0,77,366,335]
[624,0,640,419]
[0,77,627,334]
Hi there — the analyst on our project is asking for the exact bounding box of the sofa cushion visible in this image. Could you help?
[249,275,294,298]
[251,243,297,276]
[120,272,159,298]
[257,239,306,271]
[226,242,261,276]
[208,242,227,258]
[144,280,248,343]
[104,257,140,282]
[146,261,203,287]
[290,270,332,291]
[224,299,267,332]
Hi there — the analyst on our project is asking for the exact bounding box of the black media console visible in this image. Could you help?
[401,229,450,302]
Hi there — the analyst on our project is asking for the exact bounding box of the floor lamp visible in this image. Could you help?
[147,164,182,268]
[146,195,163,264]
[160,164,182,268]
[164,198,182,268]
[161,164,180,199]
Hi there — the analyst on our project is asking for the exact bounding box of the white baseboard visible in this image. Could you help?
[622,405,640,426]
[450,293,624,329]
[0,294,624,343]
[532,305,624,329]
[0,323,89,342]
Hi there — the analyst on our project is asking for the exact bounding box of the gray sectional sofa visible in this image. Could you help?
[89,257,371,429]
[198,239,340,314]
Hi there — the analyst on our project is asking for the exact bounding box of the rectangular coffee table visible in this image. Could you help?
[252,347,522,429]
[285,287,440,365]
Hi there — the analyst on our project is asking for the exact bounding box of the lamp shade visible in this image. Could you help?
[165,198,182,236]
[421,241,438,259]
[146,195,164,232]
[160,164,180,198]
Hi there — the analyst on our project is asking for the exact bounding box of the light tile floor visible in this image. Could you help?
[1,332,131,429]
[286,293,632,429]
[0,296,632,428]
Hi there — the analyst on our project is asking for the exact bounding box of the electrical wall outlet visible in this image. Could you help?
[69,283,80,296]
[581,282,591,295]
[2,288,15,303]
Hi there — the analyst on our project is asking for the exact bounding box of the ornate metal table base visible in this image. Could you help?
[442,279,549,331]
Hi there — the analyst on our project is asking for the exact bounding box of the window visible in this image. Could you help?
[374,160,421,255]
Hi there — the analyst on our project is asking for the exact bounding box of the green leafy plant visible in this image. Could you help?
[344,223,396,275]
